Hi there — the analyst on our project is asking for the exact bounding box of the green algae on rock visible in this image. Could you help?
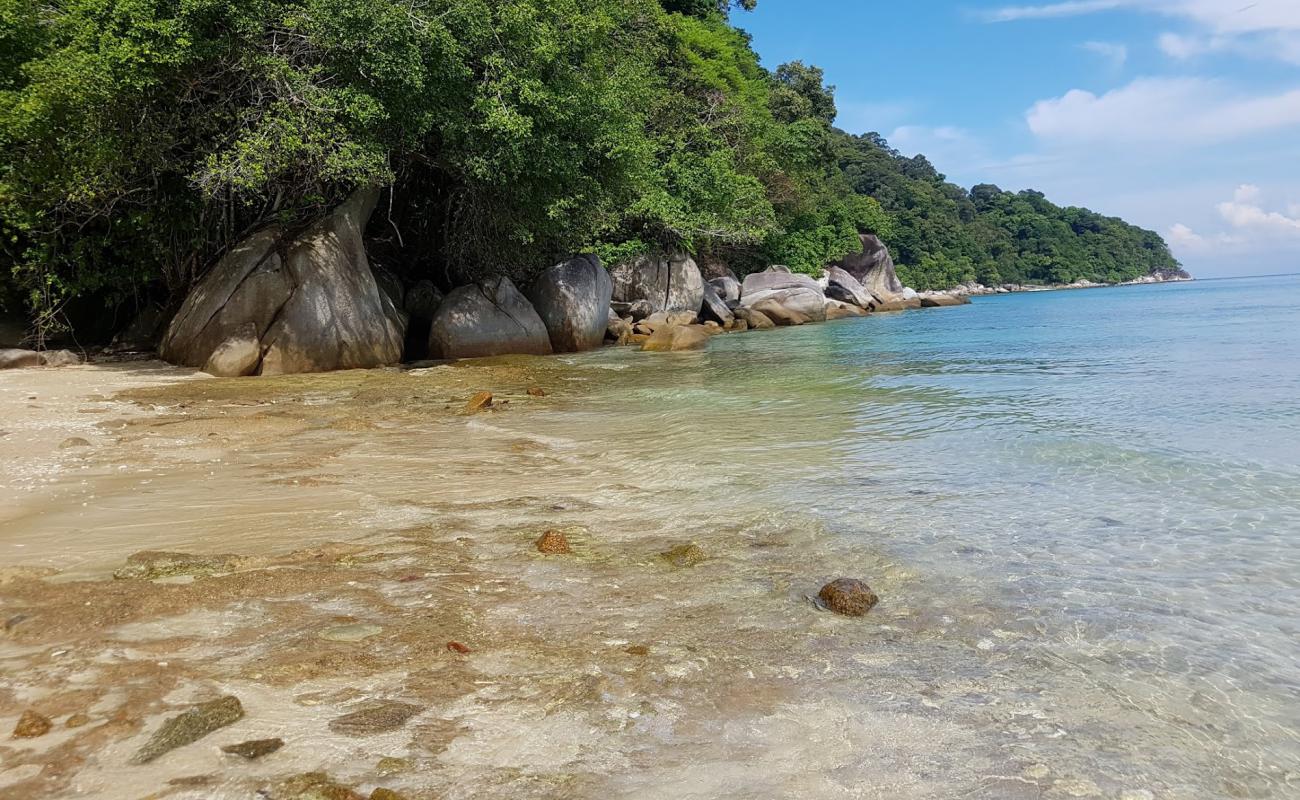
[221,737,284,759]
[131,695,244,764]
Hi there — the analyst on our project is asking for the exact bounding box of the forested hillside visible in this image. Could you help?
[0,0,1181,337]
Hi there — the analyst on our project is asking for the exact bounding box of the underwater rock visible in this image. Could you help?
[221,737,284,759]
[132,695,244,764]
[65,713,91,729]
[12,710,52,739]
[376,756,412,775]
[59,437,92,449]
[733,307,775,330]
[641,325,711,352]
[527,386,548,397]
[817,578,879,617]
[464,391,494,413]
[319,624,382,643]
[369,790,408,800]
[536,530,572,555]
[328,702,421,737]
[113,551,242,580]
[661,543,707,568]
[270,772,365,800]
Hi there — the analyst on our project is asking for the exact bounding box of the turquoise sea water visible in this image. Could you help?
[530,275,1300,797]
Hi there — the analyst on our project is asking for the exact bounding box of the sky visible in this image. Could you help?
[737,0,1300,278]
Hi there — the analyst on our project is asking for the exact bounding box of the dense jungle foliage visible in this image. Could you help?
[0,0,1180,339]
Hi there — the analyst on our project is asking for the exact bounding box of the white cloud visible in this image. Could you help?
[1158,29,1300,65]
[1081,40,1129,69]
[1026,78,1300,145]
[984,1,1126,22]
[1166,222,1241,251]
[1217,184,1300,233]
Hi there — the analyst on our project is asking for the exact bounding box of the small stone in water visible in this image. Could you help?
[113,550,241,580]
[221,737,284,759]
[60,437,92,449]
[464,391,493,413]
[65,713,91,729]
[1119,791,1155,800]
[273,772,364,800]
[536,530,571,554]
[526,386,547,397]
[319,624,382,643]
[328,702,421,737]
[817,578,879,617]
[446,641,471,654]
[376,756,412,775]
[661,543,707,568]
[12,710,52,739]
[131,695,244,764]
[626,645,650,657]
[370,789,408,800]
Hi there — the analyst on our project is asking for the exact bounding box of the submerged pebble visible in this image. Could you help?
[818,578,879,617]
[376,756,412,775]
[464,391,493,413]
[113,550,242,581]
[59,436,92,449]
[536,530,572,554]
[319,624,383,643]
[328,702,421,737]
[221,737,284,759]
[271,771,363,800]
[131,695,244,764]
[661,543,707,568]
[12,710,52,739]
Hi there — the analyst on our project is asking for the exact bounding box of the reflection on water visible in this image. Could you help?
[1,276,1298,798]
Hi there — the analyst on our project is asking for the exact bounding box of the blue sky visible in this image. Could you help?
[737,1,1300,278]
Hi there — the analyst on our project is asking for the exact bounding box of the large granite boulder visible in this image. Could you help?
[698,282,735,327]
[825,300,868,320]
[428,276,552,359]
[831,234,905,301]
[641,324,711,352]
[709,276,742,304]
[525,254,613,353]
[750,298,810,327]
[740,267,827,322]
[919,293,970,308]
[733,307,775,330]
[161,189,404,377]
[0,349,41,370]
[610,254,705,316]
[824,266,877,309]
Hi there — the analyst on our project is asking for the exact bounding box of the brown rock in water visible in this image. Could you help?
[114,550,242,580]
[661,543,707,568]
[641,325,710,352]
[919,294,969,308]
[625,645,650,657]
[271,772,364,800]
[12,710,52,739]
[526,386,547,397]
[132,695,244,764]
[750,298,810,327]
[825,300,868,320]
[370,790,408,800]
[817,579,879,617]
[222,737,284,759]
[65,713,92,729]
[536,530,572,554]
[733,307,774,330]
[328,702,420,737]
[59,437,92,449]
[464,391,493,413]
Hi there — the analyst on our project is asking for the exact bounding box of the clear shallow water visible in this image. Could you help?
[2,276,1298,799]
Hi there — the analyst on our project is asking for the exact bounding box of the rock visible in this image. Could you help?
[12,710,52,739]
[625,645,650,657]
[817,578,879,617]
[750,298,810,327]
[428,276,552,360]
[831,234,905,301]
[39,349,83,367]
[610,254,705,316]
[403,281,443,321]
[605,315,633,345]
[708,276,742,303]
[874,297,923,312]
[328,702,421,737]
[370,790,408,800]
[271,772,365,800]
[376,757,412,776]
[726,317,749,332]
[60,437,92,449]
[900,287,920,301]
[372,268,406,310]
[824,265,877,309]
[641,325,711,352]
[161,189,404,377]
[825,300,867,320]
[65,714,91,729]
[662,543,707,568]
[525,254,613,353]
[536,530,572,555]
[626,299,654,321]
[464,391,494,413]
[919,294,970,308]
[222,737,284,759]
[113,551,242,581]
[132,696,244,764]
[0,349,41,370]
[319,624,382,643]
[739,266,823,301]
[527,386,547,397]
[696,255,738,281]
[733,307,775,330]
[698,282,735,327]
[202,322,261,377]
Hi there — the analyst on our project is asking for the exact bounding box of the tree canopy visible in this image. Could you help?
[0,0,1180,338]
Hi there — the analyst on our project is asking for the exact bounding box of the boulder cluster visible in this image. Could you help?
[1,198,971,376]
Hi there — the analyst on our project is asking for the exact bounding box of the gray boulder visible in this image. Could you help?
[740,267,823,304]
[428,276,552,360]
[39,349,83,368]
[0,349,41,370]
[824,266,877,309]
[525,254,613,353]
[610,254,705,316]
[831,234,905,301]
[161,189,405,377]
[699,282,735,327]
[709,276,742,303]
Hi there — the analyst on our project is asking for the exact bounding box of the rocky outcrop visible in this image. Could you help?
[699,282,735,327]
[740,267,827,322]
[750,298,810,326]
[525,254,613,353]
[825,300,868,320]
[0,349,42,370]
[831,234,905,301]
[733,307,775,330]
[824,266,877,309]
[161,189,404,377]
[919,293,970,308]
[642,324,711,352]
[709,276,742,304]
[428,276,552,360]
[610,254,705,316]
